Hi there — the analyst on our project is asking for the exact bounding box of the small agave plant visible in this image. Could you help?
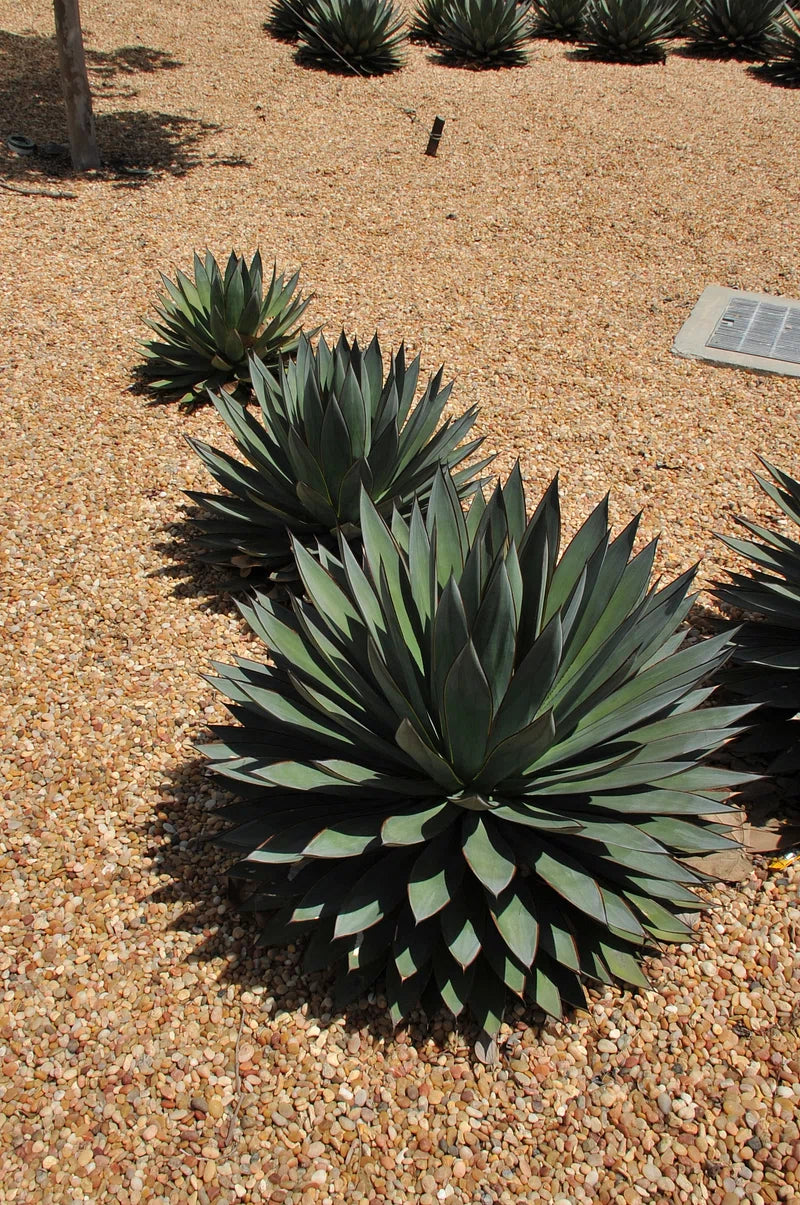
[298,0,408,74]
[410,0,448,42]
[186,332,487,580]
[667,0,697,34]
[138,251,312,409]
[580,0,678,60]
[530,0,588,40]
[687,0,783,55]
[201,468,750,1036]
[266,0,313,40]
[438,0,537,64]
[714,458,800,771]
[760,0,800,76]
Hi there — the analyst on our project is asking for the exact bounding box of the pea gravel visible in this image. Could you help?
[1,0,800,1202]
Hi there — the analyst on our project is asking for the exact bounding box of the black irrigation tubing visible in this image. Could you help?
[272,0,418,121]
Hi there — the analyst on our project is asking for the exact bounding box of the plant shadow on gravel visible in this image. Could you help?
[150,503,260,614]
[747,61,800,87]
[0,28,229,186]
[150,757,550,1053]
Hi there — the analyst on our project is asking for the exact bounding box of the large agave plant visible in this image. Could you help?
[438,0,536,65]
[138,251,312,409]
[201,468,749,1036]
[186,332,487,580]
[761,2,800,79]
[687,0,783,54]
[530,0,588,40]
[580,0,678,60]
[714,458,800,771]
[297,0,407,74]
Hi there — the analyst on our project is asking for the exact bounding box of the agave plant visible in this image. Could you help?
[201,468,749,1036]
[714,458,800,771]
[186,332,487,580]
[530,0,588,40]
[687,0,783,54]
[410,0,448,42]
[138,251,312,409]
[297,0,407,73]
[266,0,313,40]
[437,0,536,64]
[580,0,678,59]
[761,2,800,79]
[666,0,697,34]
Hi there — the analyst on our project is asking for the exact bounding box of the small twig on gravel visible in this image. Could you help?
[345,1123,365,1187]
[0,181,77,199]
[222,1006,247,1148]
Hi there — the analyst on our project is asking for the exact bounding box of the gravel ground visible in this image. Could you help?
[2,0,800,1202]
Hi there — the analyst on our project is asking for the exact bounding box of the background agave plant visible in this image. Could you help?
[266,0,313,40]
[713,458,800,771]
[410,0,448,42]
[760,1,800,78]
[687,0,783,54]
[530,0,588,40]
[186,332,487,580]
[201,468,749,1037]
[580,0,678,60]
[297,0,407,73]
[666,0,697,34]
[138,250,312,409]
[437,0,536,65]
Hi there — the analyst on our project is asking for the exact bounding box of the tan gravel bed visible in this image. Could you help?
[2,0,800,1202]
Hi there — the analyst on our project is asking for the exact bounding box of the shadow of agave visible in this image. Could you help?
[747,60,800,88]
[148,756,548,1052]
[149,503,257,613]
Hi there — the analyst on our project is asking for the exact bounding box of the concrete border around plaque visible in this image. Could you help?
[672,285,800,379]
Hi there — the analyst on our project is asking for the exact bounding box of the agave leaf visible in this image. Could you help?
[467,965,509,1035]
[471,559,518,707]
[531,965,562,1017]
[334,853,412,937]
[434,946,477,1016]
[441,887,485,968]
[489,615,563,748]
[408,831,466,921]
[461,815,517,895]
[489,880,539,966]
[441,640,494,782]
[598,939,651,988]
[534,848,607,924]
[303,814,386,858]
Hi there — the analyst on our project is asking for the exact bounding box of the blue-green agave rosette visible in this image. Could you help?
[201,468,751,1034]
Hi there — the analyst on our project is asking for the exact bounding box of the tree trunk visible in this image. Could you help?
[53,0,100,170]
